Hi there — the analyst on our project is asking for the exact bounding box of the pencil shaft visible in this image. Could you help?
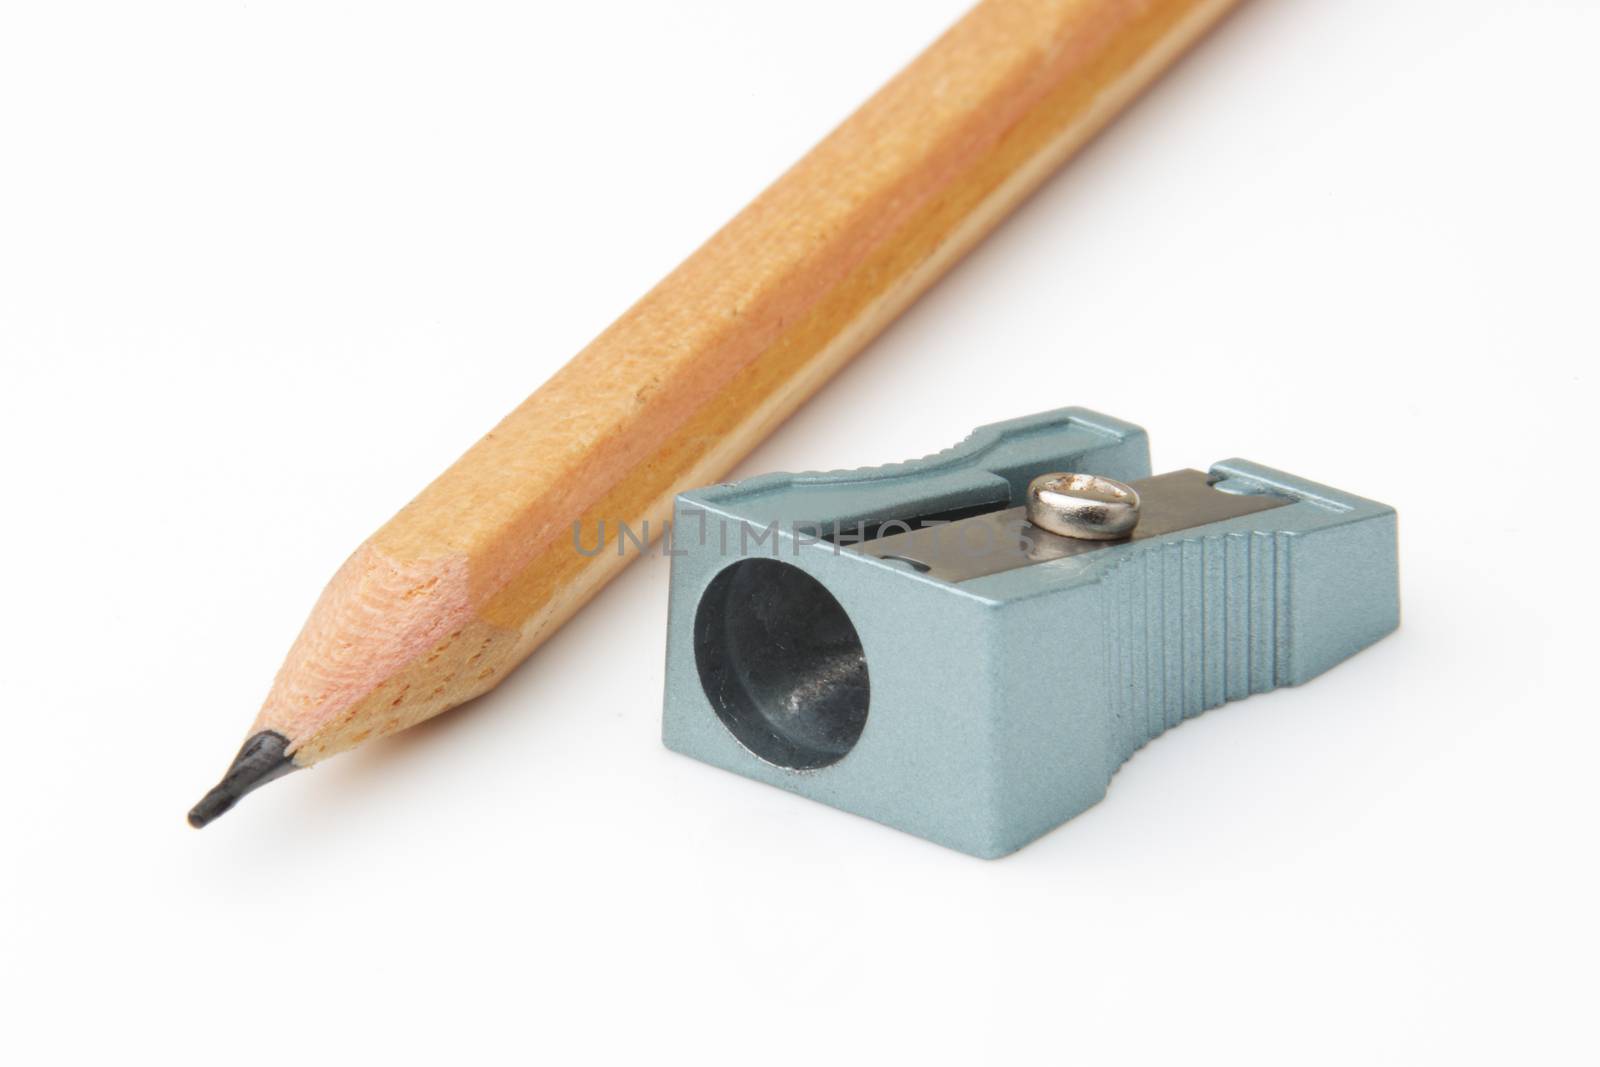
[243,0,1243,769]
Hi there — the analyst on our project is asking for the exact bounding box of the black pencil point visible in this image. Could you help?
[188,730,299,828]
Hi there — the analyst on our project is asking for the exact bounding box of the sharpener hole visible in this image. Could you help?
[693,559,869,770]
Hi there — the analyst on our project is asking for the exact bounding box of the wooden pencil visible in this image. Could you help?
[190,0,1245,825]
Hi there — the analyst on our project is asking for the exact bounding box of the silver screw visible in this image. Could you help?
[1025,472,1141,540]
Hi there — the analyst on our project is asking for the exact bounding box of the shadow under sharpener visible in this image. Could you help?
[661,408,1399,859]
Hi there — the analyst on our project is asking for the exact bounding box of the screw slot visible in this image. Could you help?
[1025,472,1141,540]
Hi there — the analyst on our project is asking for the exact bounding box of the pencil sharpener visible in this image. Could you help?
[661,408,1398,858]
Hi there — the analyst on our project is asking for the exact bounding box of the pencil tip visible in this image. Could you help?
[188,730,298,828]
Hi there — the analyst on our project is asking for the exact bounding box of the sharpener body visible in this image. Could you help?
[662,408,1398,858]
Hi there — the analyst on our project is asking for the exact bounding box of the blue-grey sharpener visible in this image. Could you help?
[662,408,1399,858]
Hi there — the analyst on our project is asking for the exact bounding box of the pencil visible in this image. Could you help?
[190,0,1244,826]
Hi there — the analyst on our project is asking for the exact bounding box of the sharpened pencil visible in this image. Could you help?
[191,0,1244,826]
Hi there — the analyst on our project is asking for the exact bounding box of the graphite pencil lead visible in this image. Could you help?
[187,730,299,828]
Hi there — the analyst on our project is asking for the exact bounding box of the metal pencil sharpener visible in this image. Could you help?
[662,409,1399,858]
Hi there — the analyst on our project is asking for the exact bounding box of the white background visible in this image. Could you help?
[3,1,1596,1063]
